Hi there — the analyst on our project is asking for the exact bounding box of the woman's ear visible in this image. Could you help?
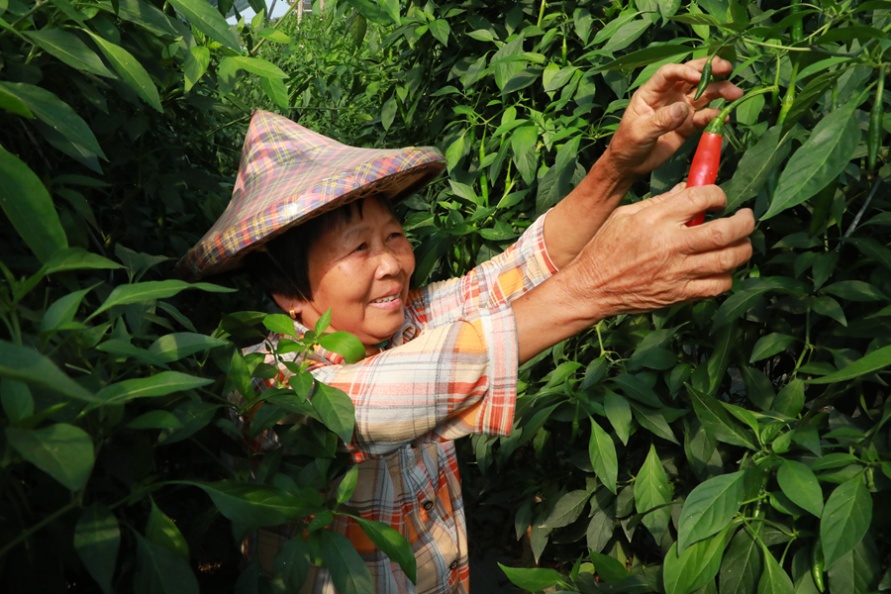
[272,293,306,321]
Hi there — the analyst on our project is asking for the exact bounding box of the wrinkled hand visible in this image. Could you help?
[603,57,743,177]
[564,184,755,316]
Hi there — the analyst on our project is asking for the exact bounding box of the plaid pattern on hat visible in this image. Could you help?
[178,110,445,280]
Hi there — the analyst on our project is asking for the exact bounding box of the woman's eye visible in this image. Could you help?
[388,232,403,240]
[354,242,368,252]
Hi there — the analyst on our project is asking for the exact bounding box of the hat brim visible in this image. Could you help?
[178,156,444,281]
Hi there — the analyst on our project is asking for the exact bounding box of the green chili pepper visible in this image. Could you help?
[694,57,713,102]
[868,65,885,171]
[778,62,799,127]
[811,540,826,593]
[791,0,804,45]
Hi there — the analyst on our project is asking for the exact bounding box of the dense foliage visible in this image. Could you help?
[2,0,890,593]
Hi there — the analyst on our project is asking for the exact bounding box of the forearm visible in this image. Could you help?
[542,149,635,269]
[511,271,612,364]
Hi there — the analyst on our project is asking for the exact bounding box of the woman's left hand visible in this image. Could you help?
[603,57,743,177]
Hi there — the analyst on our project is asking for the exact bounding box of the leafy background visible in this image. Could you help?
[1,0,890,593]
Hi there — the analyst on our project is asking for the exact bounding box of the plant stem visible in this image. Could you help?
[536,0,547,28]
[0,499,80,558]
[837,176,881,249]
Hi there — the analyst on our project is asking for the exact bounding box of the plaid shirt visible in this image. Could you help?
[243,213,556,593]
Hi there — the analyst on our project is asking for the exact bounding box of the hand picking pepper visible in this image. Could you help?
[685,87,776,226]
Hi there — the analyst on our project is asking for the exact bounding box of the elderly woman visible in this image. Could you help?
[180,58,753,594]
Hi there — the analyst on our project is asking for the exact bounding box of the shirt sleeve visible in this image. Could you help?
[306,302,518,461]
[408,210,557,330]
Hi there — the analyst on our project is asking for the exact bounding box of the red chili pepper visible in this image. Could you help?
[685,117,725,226]
[684,86,776,226]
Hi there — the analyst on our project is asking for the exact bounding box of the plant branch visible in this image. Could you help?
[0,499,80,558]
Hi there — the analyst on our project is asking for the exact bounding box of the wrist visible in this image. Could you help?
[588,147,635,200]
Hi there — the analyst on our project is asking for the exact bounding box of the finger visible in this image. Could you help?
[652,185,728,225]
[680,274,737,300]
[691,80,744,109]
[686,209,756,254]
[686,237,753,276]
[629,102,691,144]
[618,183,687,216]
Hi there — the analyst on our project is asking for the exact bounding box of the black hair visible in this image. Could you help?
[245,195,397,301]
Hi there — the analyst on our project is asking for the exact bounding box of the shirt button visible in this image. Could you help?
[422,500,434,511]
[449,560,459,570]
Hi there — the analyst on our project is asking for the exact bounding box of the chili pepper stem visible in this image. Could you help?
[705,86,780,133]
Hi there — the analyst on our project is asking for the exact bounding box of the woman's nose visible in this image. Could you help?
[375,247,402,277]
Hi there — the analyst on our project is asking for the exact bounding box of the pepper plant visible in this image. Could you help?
[0,0,413,592]
[3,0,891,593]
[260,1,891,592]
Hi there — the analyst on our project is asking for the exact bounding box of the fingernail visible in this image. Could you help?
[672,103,688,119]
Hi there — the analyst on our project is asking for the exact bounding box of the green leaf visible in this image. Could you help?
[184,46,211,92]
[597,44,691,70]
[24,29,114,77]
[42,248,122,275]
[510,126,539,185]
[354,517,417,584]
[808,344,891,384]
[219,55,288,79]
[758,545,795,594]
[0,340,96,402]
[95,371,212,405]
[604,390,632,445]
[763,99,860,219]
[663,529,730,594]
[724,125,793,212]
[588,418,618,494]
[86,32,163,112]
[166,0,240,50]
[498,563,564,592]
[342,0,392,24]
[0,82,107,162]
[826,535,882,594]
[0,82,34,117]
[689,388,756,449]
[539,489,590,529]
[127,410,185,431]
[589,552,631,582]
[148,333,229,363]
[719,527,761,594]
[774,378,806,418]
[602,18,652,53]
[749,333,797,363]
[777,460,823,517]
[7,423,95,491]
[311,381,356,444]
[1,380,33,423]
[271,537,311,593]
[89,280,233,318]
[428,19,450,46]
[74,504,120,594]
[635,444,672,544]
[260,75,289,109]
[318,331,366,364]
[677,471,746,552]
[820,477,871,566]
[147,500,189,559]
[114,0,183,37]
[318,531,374,594]
[0,145,68,262]
[134,533,199,594]
[821,279,887,302]
[183,480,315,527]
[335,465,359,505]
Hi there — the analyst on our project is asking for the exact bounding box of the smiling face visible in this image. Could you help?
[273,197,415,354]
